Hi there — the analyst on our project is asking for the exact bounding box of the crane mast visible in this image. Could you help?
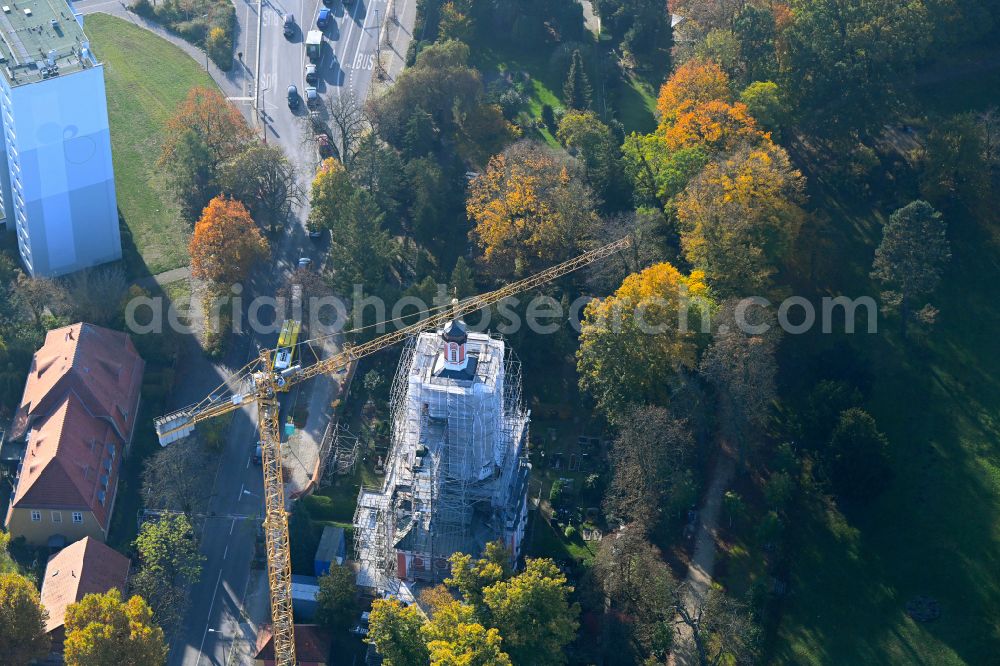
[152,236,630,664]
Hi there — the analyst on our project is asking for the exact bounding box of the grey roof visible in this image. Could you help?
[0,0,96,86]
[315,525,346,561]
[441,319,468,343]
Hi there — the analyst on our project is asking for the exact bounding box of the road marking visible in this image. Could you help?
[238,482,245,502]
[230,518,236,535]
[223,544,229,560]
[196,569,224,664]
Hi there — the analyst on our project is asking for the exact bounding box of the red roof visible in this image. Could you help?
[40,537,131,633]
[255,625,332,663]
[8,323,143,527]
[12,323,144,443]
[12,393,120,527]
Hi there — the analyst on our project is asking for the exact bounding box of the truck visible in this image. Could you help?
[305,30,323,63]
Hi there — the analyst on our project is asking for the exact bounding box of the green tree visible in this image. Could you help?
[131,514,204,635]
[673,585,759,666]
[733,4,778,82]
[63,589,167,666]
[163,129,216,221]
[482,558,580,666]
[919,114,991,210]
[556,110,618,198]
[871,200,951,333]
[781,0,931,138]
[450,257,476,298]
[827,408,891,501]
[220,144,301,234]
[739,81,788,136]
[315,565,358,633]
[309,158,396,293]
[562,49,592,110]
[0,572,50,665]
[367,598,429,666]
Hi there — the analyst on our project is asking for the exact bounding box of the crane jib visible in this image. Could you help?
[148,235,630,662]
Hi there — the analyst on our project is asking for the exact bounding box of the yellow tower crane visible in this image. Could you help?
[153,236,630,665]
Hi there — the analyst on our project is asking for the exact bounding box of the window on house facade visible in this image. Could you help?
[30,510,40,522]
[72,512,83,524]
[51,511,62,523]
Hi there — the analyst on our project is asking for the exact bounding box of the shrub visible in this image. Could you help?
[564,525,577,540]
[549,479,565,505]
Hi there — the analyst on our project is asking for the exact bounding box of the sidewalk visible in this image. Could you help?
[77,0,252,101]
[368,0,417,96]
[670,455,735,666]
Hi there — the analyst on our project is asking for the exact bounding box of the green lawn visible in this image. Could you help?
[86,13,215,277]
[770,157,1000,664]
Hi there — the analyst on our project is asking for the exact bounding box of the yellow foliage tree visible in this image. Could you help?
[577,262,712,417]
[189,196,269,287]
[421,598,512,666]
[468,142,599,278]
[63,589,167,666]
[676,141,806,294]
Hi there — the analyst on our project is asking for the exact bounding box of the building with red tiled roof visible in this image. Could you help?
[39,536,131,655]
[254,625,333,666]
[5,323,144,545]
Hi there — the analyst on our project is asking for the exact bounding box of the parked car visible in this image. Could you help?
[317,7,331,29]
[305,63,317,85]
[308,227,323,239]
[287,84,299,109]
[298,257,312,269]
[282,13,295,38]
[305,86,319,107]
[252,444,262,465]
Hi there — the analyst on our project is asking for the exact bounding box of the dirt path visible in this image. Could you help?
[670,454,735,666]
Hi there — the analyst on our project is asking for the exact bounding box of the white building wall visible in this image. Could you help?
[0,63,121,277]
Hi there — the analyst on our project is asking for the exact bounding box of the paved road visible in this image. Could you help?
[176,3,412,664]
[74,0,414,663]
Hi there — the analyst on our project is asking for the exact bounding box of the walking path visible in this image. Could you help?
[76,0,250,100]
[670,455,736,666]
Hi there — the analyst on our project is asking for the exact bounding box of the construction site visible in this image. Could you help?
[353,319,531,598]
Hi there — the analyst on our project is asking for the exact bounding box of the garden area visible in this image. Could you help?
[131,0,236,71]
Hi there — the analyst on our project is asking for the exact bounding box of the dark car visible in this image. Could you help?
[317,7,331,29]
[287,84,299,109]
[282,13,295,38]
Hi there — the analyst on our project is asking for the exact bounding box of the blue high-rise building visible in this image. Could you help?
[0,0,120,277]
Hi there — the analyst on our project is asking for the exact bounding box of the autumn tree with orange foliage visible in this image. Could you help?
[159,87,253,220]
[468,142,599,278]
[189,197,269,287]
[625,59,770,210]
[661,99,767,153]
[656,59,731,121]
[161,87,252,167]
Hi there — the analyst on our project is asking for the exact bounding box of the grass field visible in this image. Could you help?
[86,13,215,277]
[769,145,1000,663]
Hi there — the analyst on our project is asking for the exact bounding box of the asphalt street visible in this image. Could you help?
[172,2,404,663]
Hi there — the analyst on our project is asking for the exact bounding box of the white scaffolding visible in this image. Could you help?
[354,329,530,593]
